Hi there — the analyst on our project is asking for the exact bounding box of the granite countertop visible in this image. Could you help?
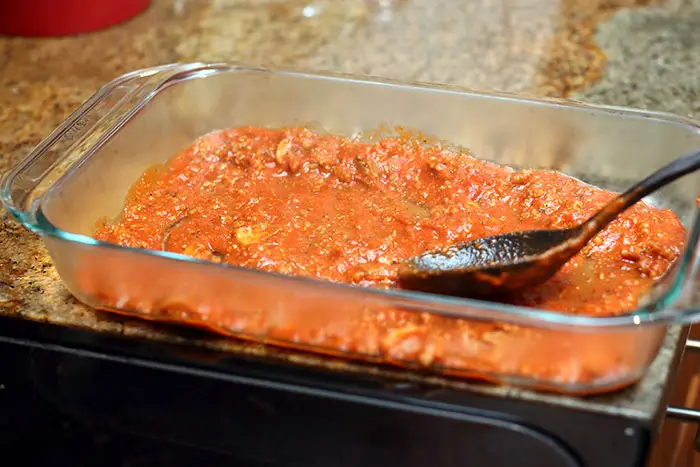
[1,0,699,421]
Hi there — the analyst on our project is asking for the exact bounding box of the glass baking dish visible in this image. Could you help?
[3,62,700,395]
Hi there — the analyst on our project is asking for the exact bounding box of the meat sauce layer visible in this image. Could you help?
[89,127,686,389]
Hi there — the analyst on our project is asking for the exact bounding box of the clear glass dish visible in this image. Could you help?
[3,62,700,395]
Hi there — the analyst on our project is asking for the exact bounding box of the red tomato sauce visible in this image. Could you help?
[87,127,686,390]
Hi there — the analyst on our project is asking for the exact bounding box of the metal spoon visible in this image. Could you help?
[397,147,700,299]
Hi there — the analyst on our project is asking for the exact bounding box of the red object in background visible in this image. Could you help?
[0,0,152,37]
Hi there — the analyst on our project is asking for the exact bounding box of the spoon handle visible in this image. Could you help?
[583,147,700,238]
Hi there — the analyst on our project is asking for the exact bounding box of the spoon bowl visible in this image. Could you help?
[398,228,581,298]
[398,147,700,298]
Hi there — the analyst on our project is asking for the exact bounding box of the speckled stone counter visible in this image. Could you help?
[1,0,699,422]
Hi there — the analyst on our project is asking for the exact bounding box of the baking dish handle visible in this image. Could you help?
[0,62,210,231]
[678,232,700,318]
[651,219,700,322]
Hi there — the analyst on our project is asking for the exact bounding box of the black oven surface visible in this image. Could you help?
[0,315,676,467]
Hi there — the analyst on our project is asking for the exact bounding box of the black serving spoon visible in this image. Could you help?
[397,147,700,299]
